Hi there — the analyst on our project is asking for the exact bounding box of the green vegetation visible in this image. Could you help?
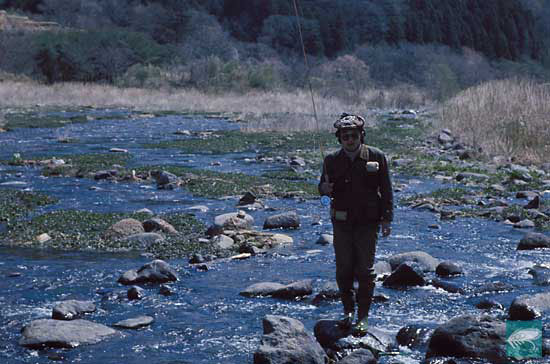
[4,109,89,129]
[42,153,131,177]
[0,189,58,223]
[0,210,213,258]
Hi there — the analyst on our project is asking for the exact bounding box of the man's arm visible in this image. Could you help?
[319,157,333,196]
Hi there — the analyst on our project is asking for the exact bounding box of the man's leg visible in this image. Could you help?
[353,224,378,323]
[332,223,355,318]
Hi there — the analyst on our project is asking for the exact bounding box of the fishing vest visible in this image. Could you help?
[324,145,387,225]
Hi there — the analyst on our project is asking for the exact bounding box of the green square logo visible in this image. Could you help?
[506,320,542,360]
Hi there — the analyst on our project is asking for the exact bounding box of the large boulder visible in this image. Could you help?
[263,211,300,229]
[388,251,439,272]
[517,232,550,250]
[118,259,178,285]
[253,315,326,364]
[142,218,178,235]
[52,300,96,320]
[151,170,180,189]
[509,292,550,320]
[104,218,144,240]
[426,315,506,363]
[315,320,395,355]
[19,319,116,349]
[383,262,426,287]
[315,233,333,245]
[212,234,235,249]
[213,211,254,230]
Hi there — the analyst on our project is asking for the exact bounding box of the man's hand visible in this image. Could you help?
[320,182,334,195]
[381,221,391,237]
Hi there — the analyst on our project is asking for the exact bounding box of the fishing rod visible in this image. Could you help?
[290,0,331,207]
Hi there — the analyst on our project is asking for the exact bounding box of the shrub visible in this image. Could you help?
[32,29,172,83]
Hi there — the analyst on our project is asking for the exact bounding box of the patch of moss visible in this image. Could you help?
[0,210,214,258]
[4,110,90,129]
[261,168,317,181]
[136,165,318,198]
[0,189,58,223]
[401,187,478,206]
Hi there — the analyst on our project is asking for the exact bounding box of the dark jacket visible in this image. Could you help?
[319,144,393,224]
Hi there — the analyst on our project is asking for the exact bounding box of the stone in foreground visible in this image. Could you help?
[517,232,550,250]
[263,211,300,229]
[509,292,550,320]
[388,251,439,272]
[118,259,178,285]
[52,300,96,320]
[253,315,326,364]
[19,319,116,349]
[113,316,154,329]
[426,315,506,363]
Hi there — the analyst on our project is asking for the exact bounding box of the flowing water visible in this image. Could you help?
[0,112,548,363]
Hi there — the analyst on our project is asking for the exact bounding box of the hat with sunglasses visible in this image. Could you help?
[333,113,365,130]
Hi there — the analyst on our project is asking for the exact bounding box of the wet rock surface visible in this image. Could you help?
[426,315,507,363]
[118,260,178,285]
[253,315,326,364]
[113,316,154,329]
[19,319,116,349]
[52,300,96,320]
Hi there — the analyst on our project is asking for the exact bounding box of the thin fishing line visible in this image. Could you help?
[291,0,325,159]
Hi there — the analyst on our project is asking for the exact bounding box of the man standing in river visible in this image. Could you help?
[319,113,393,336]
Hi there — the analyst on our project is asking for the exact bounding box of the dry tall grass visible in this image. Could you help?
[440,79,550,164]
[0,80,430,131]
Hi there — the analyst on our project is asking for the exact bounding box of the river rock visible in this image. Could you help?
[253,315,326,364]
[516,191,539,199]
[388,251,439,272]
[528,265,550,286]
[456,172,489,181]
[289,156,306,167]
[518,232,550,250]
[122,233,164,248]
[118,259,178,285]
[263,211,300,229]
[267,233,293,246]
[127,286,144,300]
[94,170,114,180]
[212,234,234,249]
[513,219,535,229]
[509,292,550,320]
[36,233,51,243]
[338,349,376,364]
[271,279,313,299]
[315,233,333,245]
[431,278,465,294]
[151,170,180,189]
[113,316,154,329]
[426,315,506,362]
[187,205,209,213]
[238,191,256,206]
[105,218,144,240]
[438,132,453,144]
[135,208,154,216]
[142,218,178,235]
[19,319,116,349]
[510,164,532,181]
[316,321,395,355]
[475,299,504,310]
[311,281,340,305]
[524,196,540,210]
[52,300,96,320]
[213,211,254,230]
[383,262,426,287]
[373,261,392,277]
[240,282,286,297]
[435,261,463,277]
[473,281,514,294]
[396,324,433,350]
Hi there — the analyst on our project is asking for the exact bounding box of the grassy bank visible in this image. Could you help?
[439,79,550,165]
[0,80,429,131]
